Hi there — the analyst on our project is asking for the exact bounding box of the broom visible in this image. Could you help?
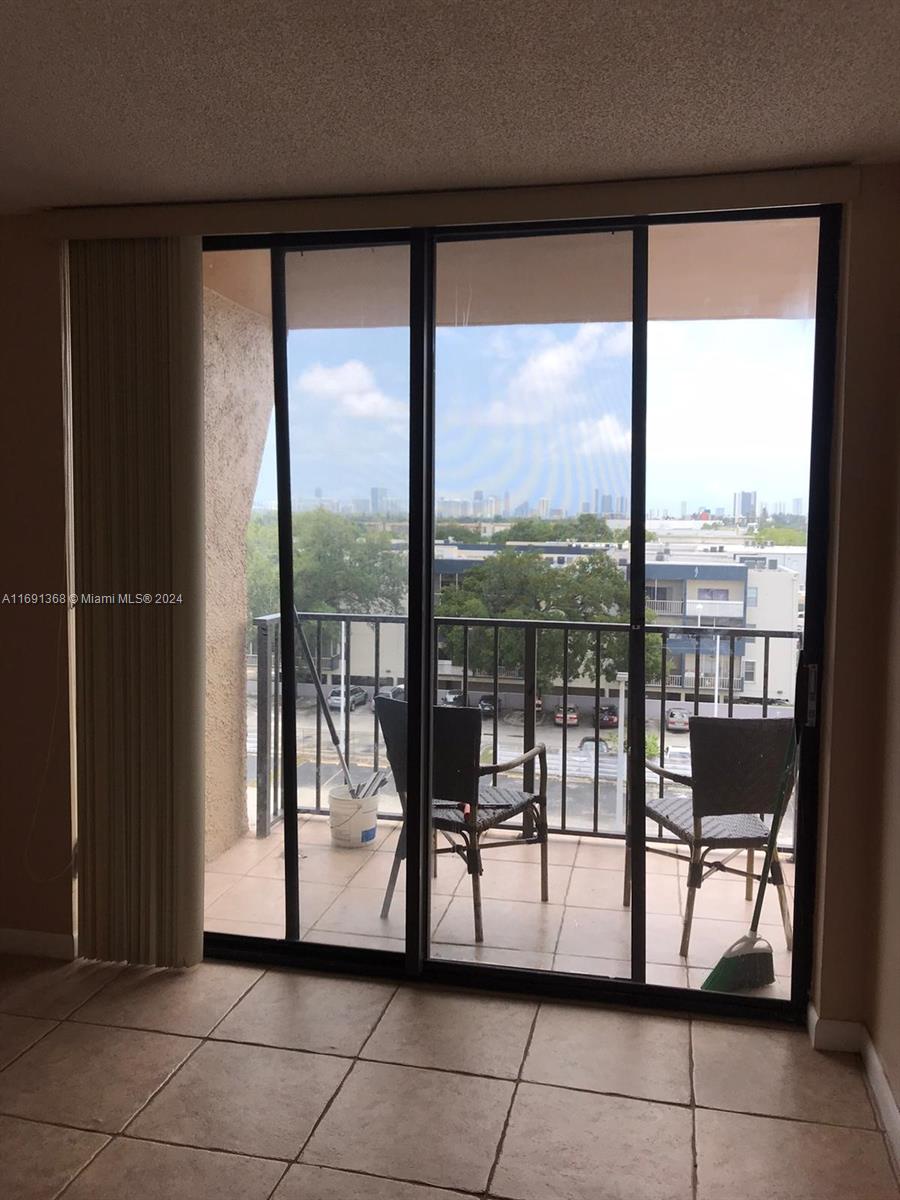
[293,611,387,801]
[701,722,799,993]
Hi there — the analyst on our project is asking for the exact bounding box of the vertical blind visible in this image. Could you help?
[69,237,204,966]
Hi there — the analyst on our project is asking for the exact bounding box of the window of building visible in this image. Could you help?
[697,587,729,600]
[747,586,759,607]
[744,659,757,682]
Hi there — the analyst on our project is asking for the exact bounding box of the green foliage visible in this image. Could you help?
[436,550,661,692]
[495,513,614,544]
[245,509,407,624]
[613,525,658,543]
[753,524,807,546]
[435,522,482,543]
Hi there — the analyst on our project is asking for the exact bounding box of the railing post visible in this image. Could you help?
[255,618,271,838]
[523,625,537,794]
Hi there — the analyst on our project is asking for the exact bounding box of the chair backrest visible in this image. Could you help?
[374,697,481,809]
[688,716,795,818]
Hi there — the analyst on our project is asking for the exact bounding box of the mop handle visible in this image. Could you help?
[293,611,355,793]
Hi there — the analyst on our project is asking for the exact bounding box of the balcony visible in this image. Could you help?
[685,598,744,620]
[205,612,799,994]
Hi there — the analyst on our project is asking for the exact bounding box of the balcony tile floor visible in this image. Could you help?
[205,818,795,995]
[0,956,896,1199]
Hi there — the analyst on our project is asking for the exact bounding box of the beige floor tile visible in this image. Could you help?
[480,834,579,866]
[71,963,262,1037]
[492,1081,693,1200]
[646,913,791,969]
[310,887,450,940]
[206,834,281,875]
[431,944,555,970]
[566,866,681,914]
[524,1003,691,1103]
[205,917,285,939]
[348,846,466,894]
[691,875,788,924]
[250,845,375,886]
[213,970,395,1055]
[574,840,682,875]
[274,1163,469,1199]
[0,956,122,1019]
[433,896,564,954]
[302,930,405,953]
[455,858,571,903]
[692,1021,876,1128]
[362,986,536,1077]
[205,876,342,930]
[63,1137,287,1200]
[129,1040,349,1160]
[556,907,631,959]
[695,1108,899,1200]
[302,1060,513,1192]
[0,1023,196,1132]
[301,817,395,849]
[552,956,688,986]
[0,1115,107,1200]
[0,1013,56,1069]
[204,872,240,904]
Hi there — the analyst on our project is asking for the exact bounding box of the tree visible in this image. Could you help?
[436,550,661,693]
[495,513,614,543]
[245,508,407,624]
[435,522,482,543]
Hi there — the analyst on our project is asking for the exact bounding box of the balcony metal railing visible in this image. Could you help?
[252,611,800,844]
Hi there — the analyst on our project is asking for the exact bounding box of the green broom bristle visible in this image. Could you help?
[701,932,776,993]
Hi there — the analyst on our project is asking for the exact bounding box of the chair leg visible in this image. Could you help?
[745,848,755,901]
[380,823,406,920]
[538,801,548,902]
[466,836,484,943]
[680,848,702,958]
[771,848,793,951]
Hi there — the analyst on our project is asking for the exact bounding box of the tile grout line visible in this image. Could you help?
[0,1018,62,1075]
[483,998,542,1198]
[53,1132,113,1199]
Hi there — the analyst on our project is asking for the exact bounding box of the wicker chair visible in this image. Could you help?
[375,697,548,943]
[637,716,795,958]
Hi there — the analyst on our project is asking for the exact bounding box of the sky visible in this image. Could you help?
[252,318,815,517]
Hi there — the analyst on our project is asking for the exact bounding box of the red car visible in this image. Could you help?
[596,705,619,729]
[554,705,580,727]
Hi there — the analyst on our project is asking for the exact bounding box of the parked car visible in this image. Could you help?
[578,734,612,754]
[327,684,368,711]
[596,704,619,729]
[665,706,689,732]
[370,685,404,708]
[478,695,502,717]
[554,705,580,727]
[441,690,465,706]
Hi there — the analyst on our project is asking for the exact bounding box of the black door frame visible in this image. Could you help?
[204,203,841,1025]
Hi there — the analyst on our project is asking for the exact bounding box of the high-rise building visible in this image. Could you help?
[792,497,803,515]
[593,487,600,515]
[581,501,591,514]
[615,495,627,516]
[371,486,389,514]
[680,500,688,518]
[503,491,511,518]
[601,493,613,515]
[537,497,550,518]
[733,490,757,521]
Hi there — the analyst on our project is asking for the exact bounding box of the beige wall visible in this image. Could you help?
[0,224,74,949]
[203,286,274,860]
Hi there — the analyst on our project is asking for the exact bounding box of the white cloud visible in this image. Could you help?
[295,360,406,422]
[573,413,632,455]
[473,323,632,427]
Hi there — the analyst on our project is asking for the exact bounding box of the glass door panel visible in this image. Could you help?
[429,231,636,975]
[284,243,410,950]
[645,217,820,995]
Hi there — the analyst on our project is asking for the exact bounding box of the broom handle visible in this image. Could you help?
[749,654,807,934]
[293,612,355,793]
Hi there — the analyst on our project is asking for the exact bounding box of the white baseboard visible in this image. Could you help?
[808,1004,900,1175]
[807,1002,865,1051]
[0,928,75,960]
[863,1032,900,1176]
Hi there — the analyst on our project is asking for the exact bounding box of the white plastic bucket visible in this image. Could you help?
[329,785,378,849]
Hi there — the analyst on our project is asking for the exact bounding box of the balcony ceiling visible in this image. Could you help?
[2,1,900,215]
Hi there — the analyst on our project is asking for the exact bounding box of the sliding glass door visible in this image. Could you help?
[202,206,838,1017]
